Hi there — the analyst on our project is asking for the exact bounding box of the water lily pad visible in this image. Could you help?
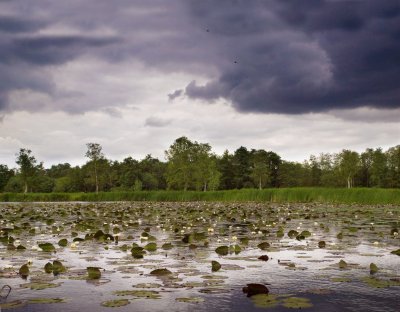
[391,249,400,256]
[87,267,101,279]
[144,242,157,251]
[257,242,270,250]
[318,241,326,248]
[134,283,162,288]
[38,243,56,252]
[369,263,378,274]
[28,298,65,304]
[282,297,313,309]
[131,246,146,259]
[58,239,68,247]
[250,294,279,308]
[101,299,130,307]
[215,246,229,256]
[0,300,26,309]
[176,297,204,303]
[212,260,221,272]
[114,290,161,299]
[150,268,172,276]
[20,282,62,290]
[53,260,66,274]
[161,243,173,250]
[362,277,400,288]
[19,264,29,277]
[288,230,299,238]
[339,260,348,269]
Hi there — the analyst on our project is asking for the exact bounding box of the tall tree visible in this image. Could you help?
[0,164,14,192]
[370,148,388,187]
[165,137,219,191]
[232,146,252,188]
[85,143,104,193]
[217,150,235,190]
[386,145,400,188]
[165,137,194,191]
[337,150,360,188]
[16,148,37,193]
[250,149,271,189]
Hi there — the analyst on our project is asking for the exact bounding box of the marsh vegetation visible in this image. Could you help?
[0,201,399,311]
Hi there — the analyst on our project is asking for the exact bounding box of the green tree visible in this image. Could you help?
[165,137,219,191]
[250,150,271,189]
[232,146,252,188]
[386,145,400,188]
[217,150,235,190]
[16,148,37,193]
[165,137,195,191]
[370,148,388,187]
[0,164,14,192]
[85,143,104,193]
[337,150,360,188]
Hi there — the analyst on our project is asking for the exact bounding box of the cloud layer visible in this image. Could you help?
[0,0,399,115]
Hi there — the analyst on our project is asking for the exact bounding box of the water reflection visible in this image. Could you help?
[0,202,399,311]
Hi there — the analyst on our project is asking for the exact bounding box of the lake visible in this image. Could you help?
[0,201,399,311]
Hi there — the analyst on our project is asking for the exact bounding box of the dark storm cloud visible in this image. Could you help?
[0,0,399,115]
[0,15,45,33]
[183,0,400,113]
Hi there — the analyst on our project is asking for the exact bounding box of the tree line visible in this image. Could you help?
[0,137,399,193]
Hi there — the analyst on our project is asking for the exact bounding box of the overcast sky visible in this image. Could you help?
[1,0,399,168]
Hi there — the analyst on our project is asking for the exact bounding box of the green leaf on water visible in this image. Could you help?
[101,299,130,307]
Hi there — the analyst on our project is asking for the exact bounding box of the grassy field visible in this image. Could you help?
[1,188,400,204]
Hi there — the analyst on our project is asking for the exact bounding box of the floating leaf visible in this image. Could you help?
[53,260,66,274]
[339,260,348,269]
[161,243,173,250]
[257,242,270,250]
[282,297,313,309]
[176,297,204,303]
[150,268,172,276]
[0,300,26,309]
[44,262,53,273]
[288,230,299,238]
[114,290,161,299]
[87,267,101,280]
[211,260,221,272]
[362,277,400,288]
[38,243,55,252]
[19,264,29,277]
[144,242,157,251]
[215,246,229,256]
[28,298,65,304]
[369,263,378,274]
[101,299,130,307]
[58,239,68,247]
[391,249,400,256]
[250,294,279,309]
[20,282,62,290]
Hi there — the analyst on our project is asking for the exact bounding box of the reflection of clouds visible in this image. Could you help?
[0,202,399,311]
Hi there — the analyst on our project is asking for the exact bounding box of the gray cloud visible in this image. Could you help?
[167,89,183,101]
[0,0,399,116]
[183,0,400,114]
[145,116,172,128]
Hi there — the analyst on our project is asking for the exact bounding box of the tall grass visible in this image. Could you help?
[1,188,400,204]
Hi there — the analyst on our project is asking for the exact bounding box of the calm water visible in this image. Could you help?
[0,202,399,311]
